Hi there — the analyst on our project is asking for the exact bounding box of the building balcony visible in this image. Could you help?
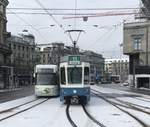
[123,49,143,55]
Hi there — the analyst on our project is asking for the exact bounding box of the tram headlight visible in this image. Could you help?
[73,90,77,94]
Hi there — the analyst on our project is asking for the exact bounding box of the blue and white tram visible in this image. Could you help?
[34,64,59,97]
[60,55,90,104]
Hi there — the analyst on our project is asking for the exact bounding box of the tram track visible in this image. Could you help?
[66,104,78,127]
[92,89,150,114]
[0,98,39,114]
[91,89,149,127]
[0,98,50,122]
[133,97,150,104]
[82,104,106,127]
[114,98,150,112]
[66,103,106,127]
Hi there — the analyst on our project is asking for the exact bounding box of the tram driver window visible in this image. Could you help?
[84,67,89,84]
[61,67,66,84]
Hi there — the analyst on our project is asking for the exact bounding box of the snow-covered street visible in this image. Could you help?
[1,85,150,127]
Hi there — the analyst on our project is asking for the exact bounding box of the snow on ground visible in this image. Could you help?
[87,95,141,127]
[92,85,150,126]
[0,98,47,120]
[1,85,150,127]
[118,106,150,126]
[69,105,99,127]
[92,85,150,99]
[92,85,150,109]
[0,95,36,111]
[0,98,71,127]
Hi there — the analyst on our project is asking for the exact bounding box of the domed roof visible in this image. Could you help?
[21,30,34,38]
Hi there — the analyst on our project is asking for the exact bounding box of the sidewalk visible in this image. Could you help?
[99,83,150,96]
[0,87,23,93]
[0,85,34,103]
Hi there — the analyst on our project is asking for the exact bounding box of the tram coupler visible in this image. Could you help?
[71,96,79,104]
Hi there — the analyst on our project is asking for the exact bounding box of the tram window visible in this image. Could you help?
[84,67,89,84]
[36,73,57,85]
[61,67,66,84]
[67,67,82,84]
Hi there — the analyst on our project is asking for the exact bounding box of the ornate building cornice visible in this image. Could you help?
[0,0,9,6]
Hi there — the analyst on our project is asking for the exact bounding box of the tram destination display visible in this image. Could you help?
[68,56,81,65]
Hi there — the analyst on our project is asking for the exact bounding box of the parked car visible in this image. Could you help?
[122,82,129,86]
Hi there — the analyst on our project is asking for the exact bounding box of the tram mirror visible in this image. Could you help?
[84,67,89,84]
[61,68,66,84]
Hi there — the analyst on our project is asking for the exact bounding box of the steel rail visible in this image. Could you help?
[0,98,49,122]
[82,104,106,127]
[91,90,149,127]
[66,104,78,127]
[0,98,39,114]
[92,89,150,115]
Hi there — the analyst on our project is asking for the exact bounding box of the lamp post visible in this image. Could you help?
[119,43,123,82]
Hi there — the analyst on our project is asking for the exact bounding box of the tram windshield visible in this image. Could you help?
[67,67,82,84]
[36,73,57,85]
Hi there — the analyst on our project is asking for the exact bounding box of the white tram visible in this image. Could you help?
[34,65,59,97]
[60,55,90,104]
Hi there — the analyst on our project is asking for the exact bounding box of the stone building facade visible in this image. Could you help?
[105,58,129,82]
[7,30,36,87]
[0,0,12,88]
[38,43,80,65]
[124,21,150,88]
[81,50,104,83]
[39,42,64,65]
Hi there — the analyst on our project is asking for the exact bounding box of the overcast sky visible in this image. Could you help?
[7,0,139,58]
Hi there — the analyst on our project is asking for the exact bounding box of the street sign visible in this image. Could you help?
[68,56,81,65]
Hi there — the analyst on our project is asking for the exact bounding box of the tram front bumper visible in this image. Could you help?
[60,87,90,101]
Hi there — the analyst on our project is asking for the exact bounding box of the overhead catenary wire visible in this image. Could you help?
[34,0,66,32]
[34,0,75,45]
[7,9,48,42]
[7,7,139,11]
[86,27,116,49]
[8,12,128,16]
[74,0,77,30]
[86,17,129,49]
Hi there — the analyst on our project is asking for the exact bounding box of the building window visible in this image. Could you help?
[18,46,20,50]
[43,54,45,58]
[14,44,16,49]
[0,5,3,13]
[134,38,142,50]
[9,44,11,48]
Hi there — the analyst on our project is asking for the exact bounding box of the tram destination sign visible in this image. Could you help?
[68,56,81,65]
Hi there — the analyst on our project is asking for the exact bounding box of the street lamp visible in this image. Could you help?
[119,43,123,82]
